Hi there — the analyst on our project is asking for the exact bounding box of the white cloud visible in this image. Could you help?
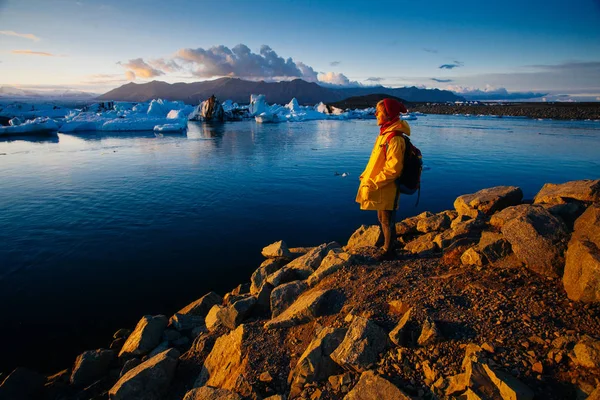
[148,58,181,73]
[125,71,136,81]
[317,72,361,87]
[0,30,40,42]
[118,58,164,78]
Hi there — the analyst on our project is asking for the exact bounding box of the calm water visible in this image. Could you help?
[1,115,599,373]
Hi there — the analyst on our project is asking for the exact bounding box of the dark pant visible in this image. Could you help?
[377,210,397,252]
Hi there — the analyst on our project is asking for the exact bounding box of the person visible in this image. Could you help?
[356,98,411,260]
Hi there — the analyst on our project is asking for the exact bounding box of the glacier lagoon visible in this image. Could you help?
[0,115,599,373]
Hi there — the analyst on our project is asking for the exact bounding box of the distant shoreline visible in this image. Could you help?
[409,103,600,121]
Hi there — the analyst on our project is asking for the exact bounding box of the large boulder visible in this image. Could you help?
[176,292,223,317]
[404,232,438,256]
[477,231,512,264]
[395,212,433,235]
[250,258,286,294]
[344,370,411,400]
[572,336,600,368]
[218,296,257,330]
[501,205,568,277]
[195,325,253,397]
[346,225,381,249]
[417,213,451,233]
[265,289,337,329]
[454,186,523,218]
[262,240,292,258]
[330,317,389,372]
[308,249,354,287]
[268,242,340,287]
[205,305,225,332]
[70,348,115,387]
[183,387,242,400]
[119,315,168,359]
[0,368,46,400]
[270,280,308,318]
[109,348,180,400]
[288,326,347,398]
[533,179,600,205]
[434,217,485,249]
[490,204,533,229]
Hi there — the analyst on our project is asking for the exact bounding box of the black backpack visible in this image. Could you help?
[383,132,423,205]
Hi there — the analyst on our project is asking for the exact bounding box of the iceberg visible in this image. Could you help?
[58,99,192,133]
[0,102,74,119]
[0,117,59,136]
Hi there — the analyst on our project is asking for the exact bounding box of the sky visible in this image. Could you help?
[1,0,599,101]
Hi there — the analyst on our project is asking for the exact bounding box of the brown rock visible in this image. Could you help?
[404,232,438,256]
[461,247,485,266]
[343,370,410,399]
[288,326,346,397]
[176,292,223,317]
[205,305,225,332]
[270,280,308,318]
[482,364,534,400]
[70,348,115,387]
[265,289,337,329]
[454,186,523,217]
[346,225,381,249]
[308,249,354,286]
[195,325,252,396]
[109,348,180,400]
[118,315,168,359]
[490,204,534,229]
[250,258,287,294]
[396,212,433,235]
[120,359,141,377]
[330,317,389,372]
[218,296,256,330]
[262,240,292,258]
[389,308,412,346]
[572,336,600,367]
[418,317,441,346]
[501,205,568,277]
[417,213,451,233]
[533,179,600,205]
[183,386,242,400]
[563,204,600,302]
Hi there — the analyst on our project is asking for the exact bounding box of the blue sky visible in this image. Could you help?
[1,0,599,100]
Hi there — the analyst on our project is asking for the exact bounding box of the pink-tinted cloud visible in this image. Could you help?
[11,50,58,57]
[0,30,40,41]
[118,58,164,79]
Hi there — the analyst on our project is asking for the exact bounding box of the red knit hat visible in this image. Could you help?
[382,98,408,116]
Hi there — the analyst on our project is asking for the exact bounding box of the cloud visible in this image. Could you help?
[317,72,361,87]
[423,48,438,54]
[330,61,341,66]
[439,61,464,69]
[447,84,547,101]
[118,58,165,79]
[175,44,308,80]
[11,50,58,57]
[125,71,136,81]
[295,61,319,82]
[431,78,453,83]
[148,58,181,73]
[365,77,384,82]
[0,30,40,42]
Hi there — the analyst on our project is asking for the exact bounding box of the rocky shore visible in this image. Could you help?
[410,103,600,121]
[1,179,600,400]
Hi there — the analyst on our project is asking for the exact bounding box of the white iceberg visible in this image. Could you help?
[0,117,59,136]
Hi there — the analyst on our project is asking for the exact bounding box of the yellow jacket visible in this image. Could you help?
[356,119,411,210]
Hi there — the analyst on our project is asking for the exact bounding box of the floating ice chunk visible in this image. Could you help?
[154,123,186,132]
[0,117,59,136]
[286,98,300,113]
[9,117,22,126]
[249,94,268,116]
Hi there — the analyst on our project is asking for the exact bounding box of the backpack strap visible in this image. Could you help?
[381,131,401,158]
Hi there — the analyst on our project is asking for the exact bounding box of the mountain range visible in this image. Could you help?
[0,86,99,100]
[97,78,465,104]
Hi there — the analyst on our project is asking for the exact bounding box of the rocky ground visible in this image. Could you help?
[409,103,600,120]
[1,180,600,400]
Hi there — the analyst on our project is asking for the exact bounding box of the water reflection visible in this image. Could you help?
[58,130,160,141]
[0,134,59,144]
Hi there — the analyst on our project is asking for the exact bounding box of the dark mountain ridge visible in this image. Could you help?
[97,78,464,105]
